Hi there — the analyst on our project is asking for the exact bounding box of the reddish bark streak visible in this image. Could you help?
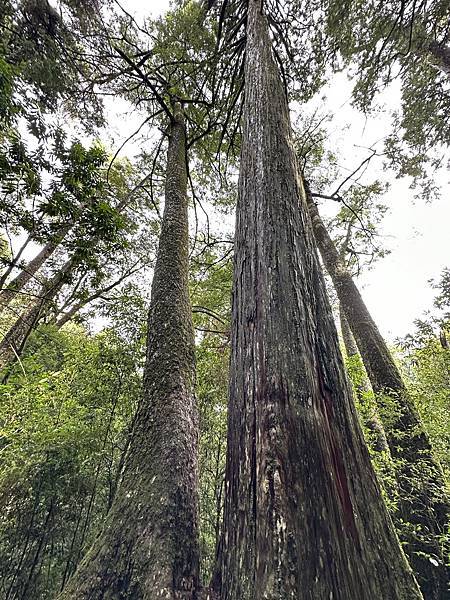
[316,365,359,543]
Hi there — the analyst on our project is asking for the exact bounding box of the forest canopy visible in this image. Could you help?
[0,0,448,599]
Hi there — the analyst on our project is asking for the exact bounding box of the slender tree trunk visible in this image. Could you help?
[0,239,62,315]
[0,260,72,372]
[0,234,32,289]
[214,2,421,599]
[19,500,54,600]
[60,498,87,591]
[59,105,200,599]
[0,193,131,318]
[5,480,45,600]
[0,195,133,371]
[306,188,449,599]
[339,305,389,453]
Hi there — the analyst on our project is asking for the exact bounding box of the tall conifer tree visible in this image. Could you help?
[214,2,422,598]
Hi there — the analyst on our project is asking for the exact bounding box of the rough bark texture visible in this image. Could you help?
[306,191,449,599]
[59,106,200,600]
[0,239,61,315]
[214,2,422,599]
[339,305,389,453]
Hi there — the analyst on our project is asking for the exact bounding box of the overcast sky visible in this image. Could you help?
[111,0,450,341]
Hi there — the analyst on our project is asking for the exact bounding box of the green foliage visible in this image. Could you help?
[0,323,143,599]
[0,0,449,595]
[343,352,399,510]
[318,0,450,185]
[404,338,450,480]
[197,338,228,583]
[399,270,450,480]
[190,250,231,582]
[1,0,107,123]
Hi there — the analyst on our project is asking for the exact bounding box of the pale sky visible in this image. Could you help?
[310,73,450,341]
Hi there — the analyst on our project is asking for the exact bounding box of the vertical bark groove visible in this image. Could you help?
[215,2,422,598]
[306,189,449,599]
[59,106,200,599]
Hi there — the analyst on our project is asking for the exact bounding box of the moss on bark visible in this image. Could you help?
[59,107,200,600]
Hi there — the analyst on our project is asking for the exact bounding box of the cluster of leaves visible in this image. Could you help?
[318,0,450,188]
[344,340,450,573]
[0,0,115,220]
[343,352,399,511]
[1,0,110,125]
[399,268,450,478]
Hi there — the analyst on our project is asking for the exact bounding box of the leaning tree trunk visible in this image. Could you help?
[306,188,449,599]
[214,2,422,599]
[59,105,200,600]
[0,239,63,315]
[0,259,72,372]
[0,234,32,290]
[0,196,133,371]
[0,191,132,317]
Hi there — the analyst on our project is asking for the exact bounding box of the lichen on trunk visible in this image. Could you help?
[59,105,200,600]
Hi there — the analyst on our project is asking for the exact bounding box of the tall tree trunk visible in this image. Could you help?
[59,105,200,599]
[339,305,389,453]
[0,259,72,372]
[0,239,62,315]
[214,2,421,599]
[306,188,449,599]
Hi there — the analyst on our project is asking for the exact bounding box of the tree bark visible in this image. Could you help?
[0,239,62,315]
[339,305,389,453]
[0,259,72,372]
[59,105,200,599]
[214,2,422,599]
[306,188,449,599]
